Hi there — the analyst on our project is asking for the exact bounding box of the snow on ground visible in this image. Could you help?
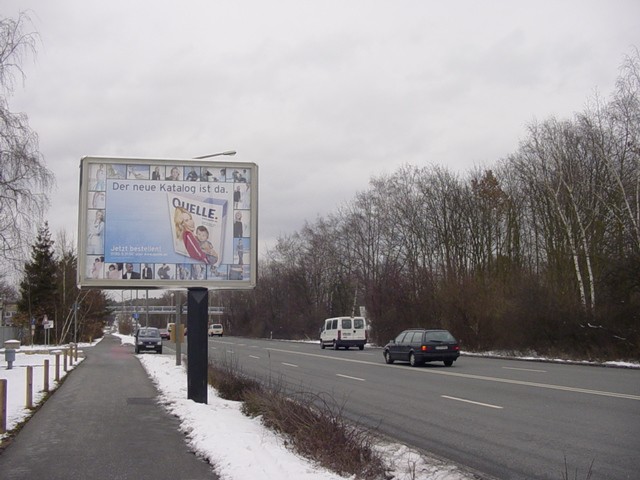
[0,343,87,438]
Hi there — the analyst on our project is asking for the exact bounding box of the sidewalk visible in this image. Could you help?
[0,335,217,480]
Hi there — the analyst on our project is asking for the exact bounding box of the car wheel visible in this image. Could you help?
[444,360,453,367]
[409,352,421,367]
[320,341,325,349]
[333,341,339,350]
[358,345,364,351]
[135,347,139,354]
[157,348,163,354]
[383,350,394,364]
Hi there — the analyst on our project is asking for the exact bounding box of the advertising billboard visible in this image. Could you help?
[77,156,257,289]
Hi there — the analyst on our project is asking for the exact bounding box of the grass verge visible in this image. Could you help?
[207,356,388,479]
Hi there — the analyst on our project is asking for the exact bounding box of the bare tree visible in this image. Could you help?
[0,12,53,272]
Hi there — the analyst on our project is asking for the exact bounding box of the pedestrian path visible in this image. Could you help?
[0,335,217,480]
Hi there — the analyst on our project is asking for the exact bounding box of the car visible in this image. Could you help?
[383,329,460,367]
[208,323,224,337]
[134,327,163,354]
[159,328,170,340]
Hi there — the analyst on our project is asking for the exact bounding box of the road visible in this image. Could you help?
[200,336,640,480]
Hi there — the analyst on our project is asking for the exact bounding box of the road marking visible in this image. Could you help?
[249,355,260,359]
[336,374,365,382]
[503,367,547,373]
[442,395,503,409]
[282,362,298,368]
[263,347,640,401]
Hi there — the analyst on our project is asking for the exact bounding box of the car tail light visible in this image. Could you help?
[421,345,431,352]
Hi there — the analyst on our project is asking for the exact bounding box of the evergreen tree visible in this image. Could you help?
[17,222,57,343]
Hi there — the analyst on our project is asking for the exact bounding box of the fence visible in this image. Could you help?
[0,326,20,344]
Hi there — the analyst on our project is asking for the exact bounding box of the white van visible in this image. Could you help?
[319,316,367,350]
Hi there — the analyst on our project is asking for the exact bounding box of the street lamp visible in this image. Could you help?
[192,150,237,159]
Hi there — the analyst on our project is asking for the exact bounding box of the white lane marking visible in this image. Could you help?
[282,362,298,368]
[263,347,640,401]
[442,395,503,409]
[503,366,547,373]
[336,374,365,382]
[249,355,260,359]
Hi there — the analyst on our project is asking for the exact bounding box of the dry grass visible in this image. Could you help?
[207,357,388,479]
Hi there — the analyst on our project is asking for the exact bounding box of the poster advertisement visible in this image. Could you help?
[77,157,257,289]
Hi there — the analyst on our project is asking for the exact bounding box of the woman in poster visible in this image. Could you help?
[88,210,105,254]
[173,206,209,263]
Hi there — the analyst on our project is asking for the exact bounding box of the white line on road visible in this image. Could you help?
[336,374,365,382]
[442,395,503,409]
[249,355,260,359]
[503,367,547,373]
[263,347,640,401]
[282,362,298,368]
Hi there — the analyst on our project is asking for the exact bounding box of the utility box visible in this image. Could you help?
[4,339,20,369]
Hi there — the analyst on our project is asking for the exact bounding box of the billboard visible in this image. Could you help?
[77,156,257,289]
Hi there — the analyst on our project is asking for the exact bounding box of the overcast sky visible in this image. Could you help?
[4,0,640,257]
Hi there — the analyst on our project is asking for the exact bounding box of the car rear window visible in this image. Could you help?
[353,318,365,329]
[424,331,455,342]
[341,319,352,329]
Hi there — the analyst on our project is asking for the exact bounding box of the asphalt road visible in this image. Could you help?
[202,336,640,480]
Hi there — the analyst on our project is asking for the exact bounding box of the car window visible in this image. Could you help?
[139,328,159,337]
[342,319,352,329]
[353,318,364,329]
[331,319,338,329]
[411,331,423,343]
[425,331,455,342]
[395,332,408,343]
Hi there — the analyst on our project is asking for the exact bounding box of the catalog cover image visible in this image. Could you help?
[168,192,227,265]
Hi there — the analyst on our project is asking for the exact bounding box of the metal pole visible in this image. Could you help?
[145,289,149,327]
[175,293,181,366]
[187,287,208,404]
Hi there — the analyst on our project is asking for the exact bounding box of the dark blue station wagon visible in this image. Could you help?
[383,329,460,367]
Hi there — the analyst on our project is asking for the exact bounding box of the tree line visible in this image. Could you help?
[221,51,640,361]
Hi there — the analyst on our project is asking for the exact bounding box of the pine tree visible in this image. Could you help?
[17,222,57,343]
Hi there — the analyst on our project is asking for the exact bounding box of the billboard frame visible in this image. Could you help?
[77,155,258,290]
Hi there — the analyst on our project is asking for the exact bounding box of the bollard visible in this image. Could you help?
[63,349,68,372]
[52,350,61,382]
[4,339,20,369]
[1,378,6,433]
[26,366,33,409]
[44,359,50,392]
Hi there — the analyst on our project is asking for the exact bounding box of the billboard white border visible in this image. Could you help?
[77,155,258,290]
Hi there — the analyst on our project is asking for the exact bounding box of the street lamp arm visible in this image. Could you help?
[192,150,237,159]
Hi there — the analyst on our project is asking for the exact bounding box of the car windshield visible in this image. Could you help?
[212,324,222,328]
[424,331,455,342]
[138,328,159,337]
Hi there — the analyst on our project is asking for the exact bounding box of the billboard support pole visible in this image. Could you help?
[187,287,208,404]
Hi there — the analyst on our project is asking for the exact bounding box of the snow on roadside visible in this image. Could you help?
[0,344,87,440]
